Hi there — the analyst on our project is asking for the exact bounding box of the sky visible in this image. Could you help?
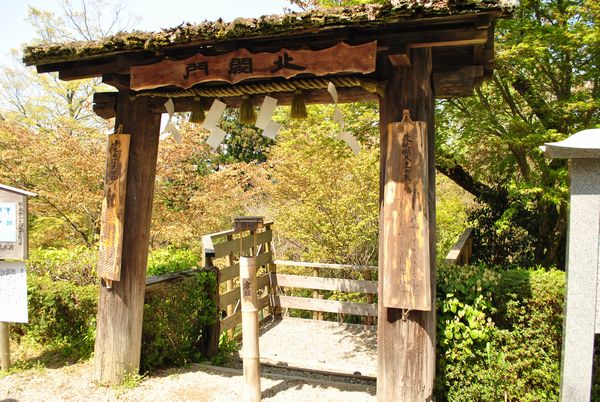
[0,0,298,66]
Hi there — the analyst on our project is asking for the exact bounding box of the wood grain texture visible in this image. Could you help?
[382,119,430,311]
[272,295,377,317]
[93,93,161,385]
[444,227,473,265]
[271,273,378,294]
[273,260,377,272]
[377,48,436,401]
[97,134,130,282]
[213,231,272,259]
[131,41,377,90]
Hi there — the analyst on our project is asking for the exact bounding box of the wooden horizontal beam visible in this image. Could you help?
[218,253,272,284]
[272,295,378,317]
[271,273,378,293]
[220,310,241,332]
[433,65,484,98]
[274,260,378,272]
[93,86,380,119]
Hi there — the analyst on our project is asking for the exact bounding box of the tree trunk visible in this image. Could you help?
[93,92,161,384]
[377,47,436,401]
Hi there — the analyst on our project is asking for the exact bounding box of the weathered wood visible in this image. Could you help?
[377,47,436,401]
[382,114,430,311]
[0,322,9,371]
[221,310,242,332]
[213,231,272,259]
[220,252,272,284]
[93,87,379,119]
[272,295,378,317]
[220,286,241,309]
[257,273,270,290]
[93,92,161,385]
[225,234,235,338]
[97,134,130,282]
[433,65,483,98]
[444,227,473,265]
[131,41,377,91]
[271,273,378,294]
[274,260,378,272]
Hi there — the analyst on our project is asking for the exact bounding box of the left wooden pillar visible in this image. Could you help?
[94,91,161,384]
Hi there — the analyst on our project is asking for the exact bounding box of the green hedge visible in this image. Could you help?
[436,264,565,401]
[14,270,217,371]
[141,269,217,370]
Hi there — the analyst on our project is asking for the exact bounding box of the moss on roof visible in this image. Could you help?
[23,1,514,66]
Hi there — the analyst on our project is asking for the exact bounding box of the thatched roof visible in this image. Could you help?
[23,1,514,66]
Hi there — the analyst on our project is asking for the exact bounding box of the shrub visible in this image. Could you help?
[12,274,98,359]
[27,246,98,286]
[14,269,218,371]
[141,269,217,370]
[147,247,199,277]
[436,264,565,401]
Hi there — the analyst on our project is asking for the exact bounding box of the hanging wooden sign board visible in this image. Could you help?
[382,110,431,311]
[97,133,130,283]
[130,41,377,91]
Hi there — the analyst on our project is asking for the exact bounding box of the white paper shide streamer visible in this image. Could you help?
[202,100,228,150]
[327,82,361,155]
[160,99,183,144]
[256,96,281,139]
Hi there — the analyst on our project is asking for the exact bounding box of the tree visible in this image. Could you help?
[436,0,599,267]
[268,103,380,265]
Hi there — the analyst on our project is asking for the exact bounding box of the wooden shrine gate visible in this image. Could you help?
[24,2,513,399]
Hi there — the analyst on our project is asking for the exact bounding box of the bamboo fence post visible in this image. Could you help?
[240,256,261,402]
[0,322,9,371]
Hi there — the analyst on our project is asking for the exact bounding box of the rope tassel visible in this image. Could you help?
[239,95,257,125]
[290,90,307,119]
[189,97,205,124]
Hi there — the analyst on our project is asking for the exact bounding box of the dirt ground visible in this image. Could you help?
[0,361,375,401]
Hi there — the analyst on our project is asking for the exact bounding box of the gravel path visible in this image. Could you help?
[0,361,375,401]
[1,317,377,401]
[257,317,377,378]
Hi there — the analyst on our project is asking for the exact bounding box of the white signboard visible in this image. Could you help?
[0,203,17,243]
[0,261,28,323]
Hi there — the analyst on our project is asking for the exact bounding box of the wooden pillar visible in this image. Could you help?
[377,48,436,400]
[0,322,10,371]
[93,92,161,384]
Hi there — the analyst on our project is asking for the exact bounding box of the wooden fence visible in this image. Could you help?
[202,223,275,338]
[271,260,378,323]
[444,227,474,265]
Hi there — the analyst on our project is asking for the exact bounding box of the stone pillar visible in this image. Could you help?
[541,129,600,402]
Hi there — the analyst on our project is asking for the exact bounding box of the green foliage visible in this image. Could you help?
[12,274,98,361]
[269,103,380,265]
[27,246,98,286]
[437,0,598,267]
[436,175,474,258]
[436,265,565,401]
[141,269,218,370]
[147,247,199,276]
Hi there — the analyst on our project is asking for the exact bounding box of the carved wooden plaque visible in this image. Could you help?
[382,115,431,311]
[130,41,377,91]
[97,134,130,282]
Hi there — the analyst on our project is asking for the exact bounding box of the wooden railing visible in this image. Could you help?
[272,260,378,322]
[444,227,474,265]
[202,222,275,338]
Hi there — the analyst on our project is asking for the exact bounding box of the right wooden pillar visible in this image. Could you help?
[377,47,436,401]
